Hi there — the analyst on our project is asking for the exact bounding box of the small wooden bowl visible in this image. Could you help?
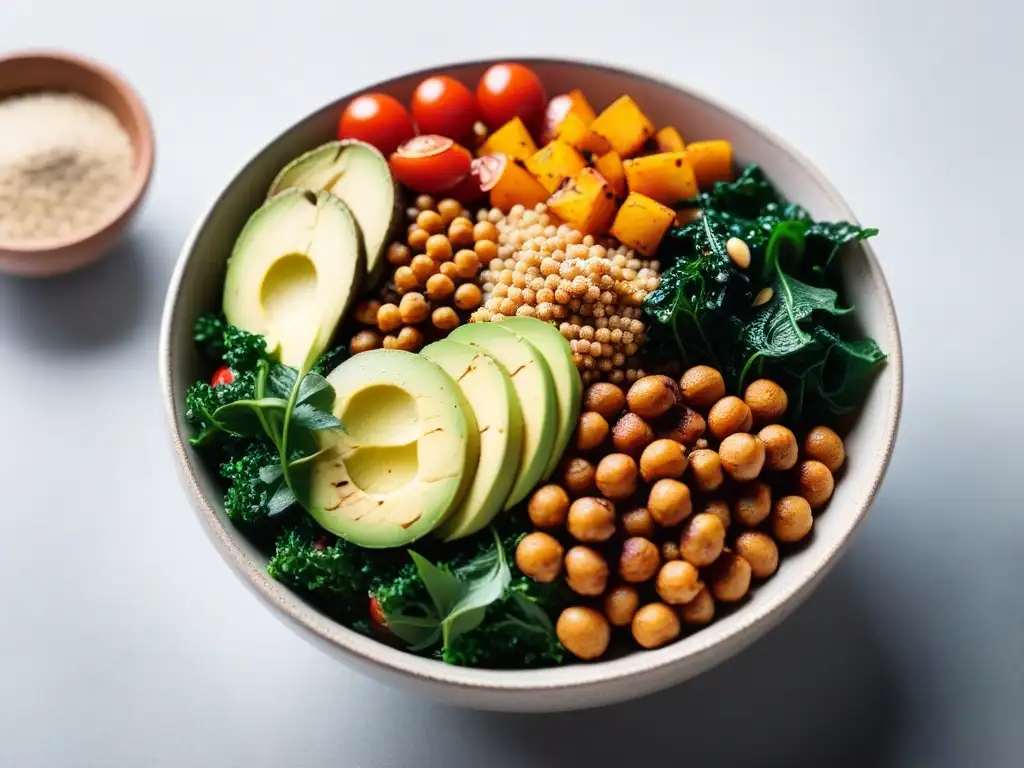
[0,51,154,277]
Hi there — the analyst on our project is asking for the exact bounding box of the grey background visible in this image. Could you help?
[0,1,1020,765]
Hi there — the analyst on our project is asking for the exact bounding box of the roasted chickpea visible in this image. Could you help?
[515,532,564,583]
[679,513,726,567]
[528,484,570,528]
[425,233,453,263]
[646,478,692,527]
[436,197,463,225]
[639,439,688,482]
[688,449,724,492]
[395,325,425,351]
[759,424,799,471]
[410,254,438,283]
[354,299,381,326]
[655,404,706,446]
[702,499,731,530]
[744,378,788,425]
[797,460,835,508]
[595,453,638,500]
[393,265,420,293]
[709,552,752,602]
[349,329,383,355]
[575,411,609,451]
[386,241,412,266]
[382,334,400,350]
[603,585,640,626]
[620,507,656,538]
[440,260,460,280]
[708,396,753,440]
[661,540,681,561]
[567,497,616,542]
[627,375,678,420]
[656,560,703,605]
[679,587,715,626]
[414,194,436,211]
[473,220,499,243]
[453,282,483,310]
[376,302,403,332]
[564,546,610,596]
[619,537,661,582]
[734,531,779,579]
[583,382,626,419]
[771,495,814,542]
[398,292,429,324]
[631,603,681,649]
[803,426,845,473]
[718,433,766,482]
[431,306,460,331]
[416,209,444,234]
[557,606,611,660]
[680,365,726,408]
[734,481,772,527]
[425,273,455,301]
[407,227,430,252]
[474,239,498,262]
[453,248,480,279]
[562,457,597,496]
[448,217,475,249]
[612,412,654,456]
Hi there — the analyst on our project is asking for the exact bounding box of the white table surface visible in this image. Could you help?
[1,1,1021,765]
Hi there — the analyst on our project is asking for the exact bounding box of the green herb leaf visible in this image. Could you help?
[265,481,297,517]
[211,397,288,438]
[296,371,334,412]
[266,364,298,400]
[289,403,343,431]
[258,463,283,485]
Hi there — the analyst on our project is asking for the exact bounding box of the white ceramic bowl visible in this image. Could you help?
[159,58,903,713]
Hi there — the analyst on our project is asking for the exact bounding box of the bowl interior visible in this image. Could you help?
[163,59,901,709]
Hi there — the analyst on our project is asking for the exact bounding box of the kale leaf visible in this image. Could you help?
[220,441,297,523]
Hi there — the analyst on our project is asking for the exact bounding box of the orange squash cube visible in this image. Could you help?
[684,140,734,188]
[610,192,675,256]
[479,117,538,162]
[547,168,618,235]
[655,126,685,153]
[554,112,611,155]
[589,95,655,157]
[526,140,588,194]
[623,152,699,206]
[593,150,626,199]
[486,154,549,211]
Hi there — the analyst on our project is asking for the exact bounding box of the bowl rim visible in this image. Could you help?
[159,55,903,694]
[0,49,155,254]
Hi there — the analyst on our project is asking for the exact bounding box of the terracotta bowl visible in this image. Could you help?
[0,51,154,277]
[159,58,903,712]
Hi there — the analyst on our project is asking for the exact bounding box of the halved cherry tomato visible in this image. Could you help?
[444,153,504,203]
[368,594,392,638]
[411,76,477,141]
[338,93,416,155]
[210,366,235,387]
[389,135,472,195]
[476,63,546,130]
[541,94,574,144]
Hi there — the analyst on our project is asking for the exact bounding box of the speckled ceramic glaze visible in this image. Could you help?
[159,58,902,713]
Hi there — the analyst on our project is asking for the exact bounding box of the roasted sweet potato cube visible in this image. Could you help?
[589,95,655,157]
[479,117,538,162]
[655,126,685,153]
[526,140,588,194]
[488,154,550,211]
[624,152,699,206]
[684,140,734,188]
[610,192,675,256]
[547,168,618,235]
[593,150,626,199]
[554,112,611,155]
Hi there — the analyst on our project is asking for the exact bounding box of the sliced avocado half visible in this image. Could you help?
[223,188,364,368]
[268,140,399,282]
[421,340,525,541]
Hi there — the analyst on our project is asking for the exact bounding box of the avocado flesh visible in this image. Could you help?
[497,317,582,480]
[421,340,525,541]
[309,349,479,548]
[268,140,398,282]
[223,188,364,368]
[446,322,556,509]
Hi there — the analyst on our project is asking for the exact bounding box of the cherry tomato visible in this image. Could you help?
[445,153,504,203]
[338,93,416,155]
[389,135,472,195]
[411,76,477,141]
[369,595,387,628]
[476,63,546,130]
[210,366,235,387]
[541,94,574,144]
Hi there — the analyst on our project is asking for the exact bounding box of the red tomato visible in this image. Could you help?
[368,595,390,636]
[444,153,505,203]
[541,94,574,144]
[476,63,546,130]
[210,366,235,387]
[338,93,416,155]
[389,135,472,195]
[411,76,477,140]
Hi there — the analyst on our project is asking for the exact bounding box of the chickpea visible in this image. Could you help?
[448,217,475,249]
[349,329,382,355]
[680,365,726,408]
[583,382,626,419]
[620,507,656,539]
[661,540,681,561]
[771,495,813,542]
[473,220,499,243]
[595,453,638,500]
[424,234,452,263]
[679,587,715,626]
[709,552,752,602]
[441,261,461,280]
[679,512,726,567]
[575,411,609,451]
[353,299,381,326]
[395,325,425,351]
[631,603,681,649]
[653,374,682,402]
[564,546,609,596]
[647,478,692,527]
[639,439,688,482]
[394,266,420,293]
[474,239,498,262]
[386,241,412,267]
[734,531,779,579]
[407,227,430,252]
[759,424,799,471]
[562,457,597,496]
[734,481,772,527]
[619,537,661,582]
[515,532,564,583]
[611,412,654,456]
[567,497,616,542]
[603,585,640,626]
[797,460,835,508]
[425,273,455,302]
[803,426,845,473]
[416,209,444,234]
[436,197,462,225]
[708,396,753,440]
[718,433,766,482]
[627,376,677,420]
[382,334,400,350]
[399,292,429,324]
[454,282,483,310]
[702,498,731,530]
[376,303,403,333]
[431,306,460,331]
[656,560,704,605]
[688,449,724,492]
[528,484,570,528]
[414,194,436,211]
[744,378,788,425]
[410,254,439,283]
[557,606,611,660]
[655,405,706,446]
[453,249,480,279]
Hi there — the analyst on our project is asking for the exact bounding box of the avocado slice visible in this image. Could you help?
[309,349,479,548]
[421,340,525,541]
[268,140,399,282]
[496,317,582,481]
[446,322,556,509]
[223,188,364,368]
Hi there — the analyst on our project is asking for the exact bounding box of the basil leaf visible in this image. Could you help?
[211,397,288,438]
[290,403,343,431]
[443,530,511,646]
[265,481,296,517]
[510,591,555,633]
[409,551,463,617]
[296,371,334,412]
[266,364,299,400]
[386,613,442,649]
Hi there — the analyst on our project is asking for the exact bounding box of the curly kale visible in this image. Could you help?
[311,344,349,377]
[183,372,257,437]
[219,442,285,524]
[191,313,267,370]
